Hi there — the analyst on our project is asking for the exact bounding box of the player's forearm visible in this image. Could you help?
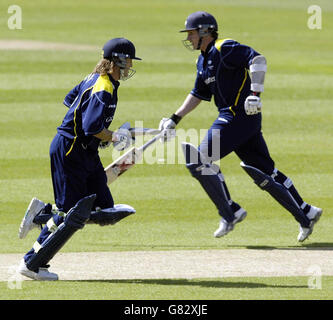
[174,94,201,118]
[94,128,115,142]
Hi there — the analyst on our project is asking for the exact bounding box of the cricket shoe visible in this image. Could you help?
[297,206,323,242]
[214,207,247,238]
[18,259,58,281]
[18,198,45,239]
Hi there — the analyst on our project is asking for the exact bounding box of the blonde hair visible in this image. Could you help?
[92,58,113,75]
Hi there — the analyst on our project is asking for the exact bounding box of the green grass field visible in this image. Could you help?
[0,0,332,301]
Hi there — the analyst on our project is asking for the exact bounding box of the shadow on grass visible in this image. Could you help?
[300,243,333,250]
[225,243,333,251]
[110,244,223,250]
[65,278,307,289]
[110,243,333,251]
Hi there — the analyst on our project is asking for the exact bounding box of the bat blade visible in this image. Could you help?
[104,130,165,185]
[105,147,143,185]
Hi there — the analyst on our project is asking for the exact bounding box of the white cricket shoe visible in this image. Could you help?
[18,259,58,281]
[214,208,247,238]
[297,206,322,242]
[18,198,45,239]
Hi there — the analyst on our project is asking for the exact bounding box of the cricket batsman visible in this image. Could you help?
[17,38,141,280]
[159,11,322,241]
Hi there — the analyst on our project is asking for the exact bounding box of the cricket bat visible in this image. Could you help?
[104,130,165,184]
[117,121,161,137]
[129,127,161,136]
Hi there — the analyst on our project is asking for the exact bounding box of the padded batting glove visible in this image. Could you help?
[112,128,132,151]
[244,94,262,115]
[158,114,182,142]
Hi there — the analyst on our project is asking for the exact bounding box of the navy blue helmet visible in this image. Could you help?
[102,38,141,80]
[102,38,142,61]
[180,11,218,50]
[180,11,218,33]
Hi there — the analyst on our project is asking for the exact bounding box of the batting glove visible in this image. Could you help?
[244,95,262,115]
[158,114,181,142]
[112,128,132,151]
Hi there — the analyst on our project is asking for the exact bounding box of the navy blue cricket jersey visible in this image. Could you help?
[57,73,119,152]
[191,39,260,115]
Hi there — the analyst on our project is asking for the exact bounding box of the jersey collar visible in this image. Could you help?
[201,39,215,57]
[108,74,120,89]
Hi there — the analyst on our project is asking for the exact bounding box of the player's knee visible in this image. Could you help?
[186,162,221,179]
[182,142,206,177]
[185,162,204,178]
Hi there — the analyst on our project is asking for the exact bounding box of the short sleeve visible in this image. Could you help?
[190,72,212,101]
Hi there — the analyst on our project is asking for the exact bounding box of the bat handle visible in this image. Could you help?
[140,130,166,152]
